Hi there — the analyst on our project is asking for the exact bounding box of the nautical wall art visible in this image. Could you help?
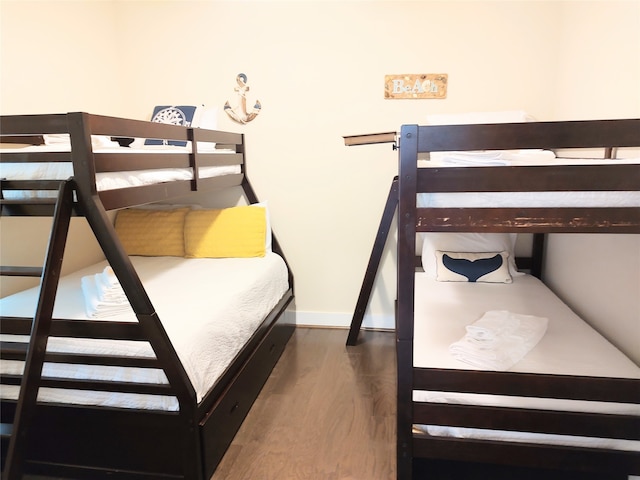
[384,74,448,99]
[224,73,262,124]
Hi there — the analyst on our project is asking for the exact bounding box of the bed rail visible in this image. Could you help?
[0,112,245,213]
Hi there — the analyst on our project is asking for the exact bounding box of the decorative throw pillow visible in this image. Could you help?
[435,251,512,283]
[115,207,190,256]
[144,105,201,147]
[421,232,521,279]
[184,206,266,258]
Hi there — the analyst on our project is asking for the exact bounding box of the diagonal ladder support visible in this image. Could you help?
[3,179,75,480]
[346,177,398,346]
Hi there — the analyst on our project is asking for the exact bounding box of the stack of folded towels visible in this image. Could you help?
[81,266,133,318]
[430,149,557,166]
[449,310,548,370]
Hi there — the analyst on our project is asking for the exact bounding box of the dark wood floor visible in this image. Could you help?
[210,327,397,480]
[212,327,628,480]
[22,326,626,480]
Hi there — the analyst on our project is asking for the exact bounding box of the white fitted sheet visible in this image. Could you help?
[412,273,640,451]
[0,253,289,410]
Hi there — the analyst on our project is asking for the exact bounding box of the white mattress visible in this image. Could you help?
[0,253,289,410]
[412,273,640,451]
[0,143,240,198]
[417,155,640,208]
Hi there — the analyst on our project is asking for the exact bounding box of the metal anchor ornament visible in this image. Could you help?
[224,73,261,124]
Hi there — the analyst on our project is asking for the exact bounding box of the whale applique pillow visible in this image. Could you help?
[435,251,512,283]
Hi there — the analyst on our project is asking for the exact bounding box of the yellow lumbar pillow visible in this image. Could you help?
[115,207,190,256]
[184,206,266,258]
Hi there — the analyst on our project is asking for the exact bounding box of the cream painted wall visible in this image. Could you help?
[544,1,640,364]
[108,0,562,327]
[0,1,637,364]
[0,0,125,296]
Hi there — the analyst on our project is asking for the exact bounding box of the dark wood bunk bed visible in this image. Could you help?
[394,119,640,479]
[0,112,295,480]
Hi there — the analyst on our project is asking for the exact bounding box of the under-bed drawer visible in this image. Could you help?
[200,301,295,477]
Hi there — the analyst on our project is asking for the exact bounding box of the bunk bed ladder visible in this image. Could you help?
[1,179,75,480]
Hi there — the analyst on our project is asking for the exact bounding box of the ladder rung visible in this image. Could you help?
[0,266,43,277]
[0,179,64,190]
[0,198,58,206]
[0,342,28,360]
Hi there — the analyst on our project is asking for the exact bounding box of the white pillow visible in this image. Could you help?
[435,251,512,283]
[251,201,272,252]
[421,233,521,279]
[425,110,535,125]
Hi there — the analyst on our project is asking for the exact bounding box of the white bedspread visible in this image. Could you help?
[417,156,640,208]
[412,273,640,451]
[0,144,240,199]
[413,274,639,377]
[0,253,289,410]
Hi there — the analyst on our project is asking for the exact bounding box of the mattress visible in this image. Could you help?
[0,142,240,199]
[417,155,640,208]
[412,273,640,451]
[0,253,289,410]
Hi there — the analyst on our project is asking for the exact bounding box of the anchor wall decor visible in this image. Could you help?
[224,73,261,124]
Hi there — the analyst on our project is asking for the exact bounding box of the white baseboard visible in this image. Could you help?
[295,311,395,331]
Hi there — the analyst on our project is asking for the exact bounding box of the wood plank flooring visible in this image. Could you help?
[210,327,397,480]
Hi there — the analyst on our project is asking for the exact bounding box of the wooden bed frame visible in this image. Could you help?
[393,119,640,479]
[0,112,295,479]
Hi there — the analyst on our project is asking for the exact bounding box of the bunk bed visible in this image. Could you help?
[0,112,295,480]
[394,119,640,479]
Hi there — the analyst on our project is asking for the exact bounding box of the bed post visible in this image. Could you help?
[66,112,203,479]
[396,125,419,479]
[530,233,546,279]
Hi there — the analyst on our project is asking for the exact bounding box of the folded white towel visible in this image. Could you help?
[464,309,521,344]
[439,153,511,166]
[450,310,548,370]
[43,134,119,149]
[80,268,132,319]
[431,149,556,166]
[93,267,127,303]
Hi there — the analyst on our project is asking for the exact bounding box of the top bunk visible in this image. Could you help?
[398,118,640,236]
[396,118,640,341]
[0,112,245,214]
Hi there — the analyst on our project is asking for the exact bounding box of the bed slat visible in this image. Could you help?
[416,207,640,233]
[413,367,639,403]
[414,402,640,440]
[418,164,640,192]
[412,435,640,475]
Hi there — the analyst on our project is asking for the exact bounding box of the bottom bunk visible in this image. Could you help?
[0,215,295,479]
[402,233,639,479]
[412,274,639,466]
[399,234,640,480]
